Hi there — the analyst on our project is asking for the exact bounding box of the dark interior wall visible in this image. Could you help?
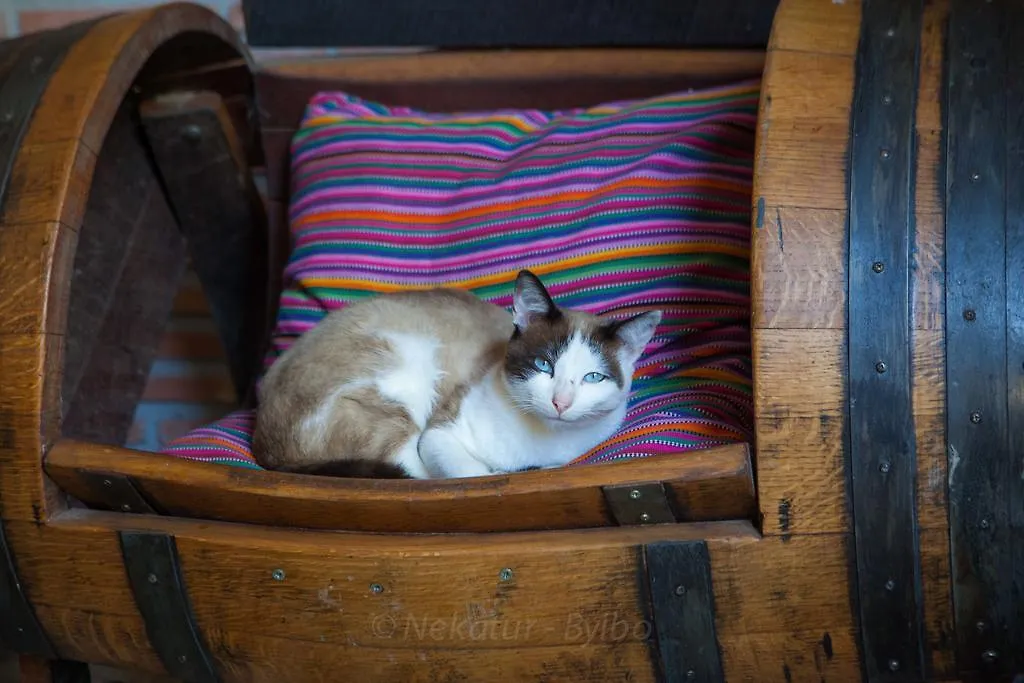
[242,0,781,49]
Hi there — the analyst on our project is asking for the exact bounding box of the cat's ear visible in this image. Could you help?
[512,270,558,329]
[611,310,662,357]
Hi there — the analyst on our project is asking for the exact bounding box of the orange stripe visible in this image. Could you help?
[295,177,746,228]
[302,243,749,293]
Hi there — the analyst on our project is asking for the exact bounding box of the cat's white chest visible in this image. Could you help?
[442,382,624,474]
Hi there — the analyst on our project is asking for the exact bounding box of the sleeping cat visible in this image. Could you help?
[252,270,661,479]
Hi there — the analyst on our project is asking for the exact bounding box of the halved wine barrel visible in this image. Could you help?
[754,0,1023,679]
[0,0,1021,681]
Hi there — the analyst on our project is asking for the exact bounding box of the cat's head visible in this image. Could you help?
[502,270,662,425]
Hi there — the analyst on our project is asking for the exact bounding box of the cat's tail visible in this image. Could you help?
[279,460,413,479]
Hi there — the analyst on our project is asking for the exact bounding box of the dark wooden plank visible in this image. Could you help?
[61,101,162,409]
[118,531,220,683]
[1005,0,1024,674]
[945,0,1017,677]
[243,0,779,49]
[845,1,926,680]
[139,91,271,406]
[61,101,188,445]
[0,521,56,658]
[643,540,724,682]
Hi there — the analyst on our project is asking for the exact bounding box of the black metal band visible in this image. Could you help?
[643,540,724,683]
[945,0,1023,676]
[0,520,57,657]
[118,531,221,683]
[845,0,926,680]
[242,0,779,49]
[0,18,97,659]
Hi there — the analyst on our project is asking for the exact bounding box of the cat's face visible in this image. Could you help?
[502,270,661,425]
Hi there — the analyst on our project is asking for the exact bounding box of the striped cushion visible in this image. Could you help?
[163,80,760,470]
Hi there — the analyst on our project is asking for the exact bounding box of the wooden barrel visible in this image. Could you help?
[754,0,1023,680]
[2,0,1021,681]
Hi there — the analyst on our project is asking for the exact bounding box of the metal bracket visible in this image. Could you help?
[118,531,220,683]
[643,540,724,682]
[602,482,676,526]
[845,0,927,679]
[74,471,158,514]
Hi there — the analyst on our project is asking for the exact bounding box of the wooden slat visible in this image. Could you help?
[254,49,766,126]
[139,90,270,405]
[767,0,861,56]
[43,439,757,533]
[751,205,846,329]
[750,0,862,542]
[61,101,187,446]
[6,511,862,682]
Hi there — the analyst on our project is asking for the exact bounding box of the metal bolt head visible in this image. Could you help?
[499,568,514,582]
[981,649,998,664]
[686,670,696,680]
[103,479,112,487]
[963,308,976,321]
[879,461,891,474]
[975,620,987,633]
[872,261,885,273]
[970,411,982,424]
[182,124,202,141]
[370,582,384,594]
[888,659,900,672]
[629,489,641,500]
[120,504,131,512]
[675,585,686,596]
[881,94,893,105]
[875,361,887,374]
[177,655,187,664]
[640,512,651,523]
[271,569,286,581]
[886,27,896,37]
[971,172,981,182]
[980,518,990,530]
[885,579,895,591]
[880,148,891,160]
[147,573,158,584]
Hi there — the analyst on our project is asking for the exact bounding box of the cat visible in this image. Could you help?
[252,270,661,479]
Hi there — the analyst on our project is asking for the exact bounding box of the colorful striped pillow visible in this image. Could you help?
[163,81,760,471]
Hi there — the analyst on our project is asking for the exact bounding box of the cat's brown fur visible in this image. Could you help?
[253,287,512,472]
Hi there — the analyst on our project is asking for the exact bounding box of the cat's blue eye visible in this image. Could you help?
[583,372,607,383]
[534,358,553,374]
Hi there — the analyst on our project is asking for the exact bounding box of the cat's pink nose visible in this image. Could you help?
[552,396,572,415]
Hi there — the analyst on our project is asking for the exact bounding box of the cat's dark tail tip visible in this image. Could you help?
[281,460,412,479]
